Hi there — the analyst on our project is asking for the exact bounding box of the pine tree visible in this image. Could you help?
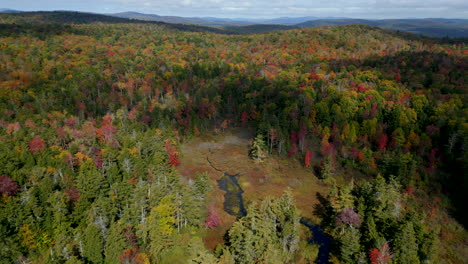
[329,182,354,214]
[249,134,267,162]
[188,237,218,264]
[339,226,361,264]
[362,215,382,248]
[320,155,334,180]
[104,221,130,264]
[145,195,176,259]
[228,192,300,263]
[82,224,104,263]
[393,222,420,264]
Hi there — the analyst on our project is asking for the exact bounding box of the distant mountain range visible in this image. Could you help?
[1,9,467,38]
[108,12,468,38]
[297,18,468,38]
[0,8,22,13]
[109,12,344,26]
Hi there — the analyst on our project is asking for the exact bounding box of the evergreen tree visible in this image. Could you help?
[188,237,218,264]
[104,221,130,264]
[362,214,383,248]
[393,221,420,264]
[249,134,267,162]
[320,155,334,180]
[228,192,300,263]
[82,224,104,263]
[339,226,361,264]
[145,195,176,260]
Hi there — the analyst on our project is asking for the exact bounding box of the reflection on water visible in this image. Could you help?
[300,217,331,264]
[215,164,329,263]
[217,172,247,218]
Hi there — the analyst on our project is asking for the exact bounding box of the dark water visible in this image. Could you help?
[300,217,331,264]
[216,166,329,263]
[217,172,247,217]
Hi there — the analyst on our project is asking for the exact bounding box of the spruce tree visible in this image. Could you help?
[249,134,267,162]
[104,221,130,264]
[393,221,420,264]
[339,226,361,264]
[82,224,104,263]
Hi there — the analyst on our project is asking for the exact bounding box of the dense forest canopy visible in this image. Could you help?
[0,14,466,264]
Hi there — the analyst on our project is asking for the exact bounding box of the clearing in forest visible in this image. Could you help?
[177,128,330,248]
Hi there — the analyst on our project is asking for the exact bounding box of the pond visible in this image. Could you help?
[217,172,247,218]
[213,157,330,263]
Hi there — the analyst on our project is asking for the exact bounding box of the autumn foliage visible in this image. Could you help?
[29,136,45,153]
[165,140,180,167]
[304,151,312,167]
[204,205,220,229]
[0,175,18,196]
[369,243,392,264]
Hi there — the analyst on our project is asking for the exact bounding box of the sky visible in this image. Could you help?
[2,0,468,19]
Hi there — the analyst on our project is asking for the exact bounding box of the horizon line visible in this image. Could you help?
[1,8,468,20]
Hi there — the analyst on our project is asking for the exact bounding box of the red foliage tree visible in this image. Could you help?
[64,187,80,202]
[140,115,151,125]
[357,83,367,92]
[309,69,320,81]
[168,153,180,167]
[64,117,78,128]
[288,143,298,158]
[119,248,140,264]
[165,140,180,167]
[377,134,388,150]
[369,242,392,264]
[0,175,18,196]
[394,72,401,82]
[350,147,365,163]
[240,111,249,126]
[290,131,298,144]
[320,136,335,157]
[97,118,118,144]
[29,136,46,153]
[304,151,312,167]
[204,205,220,229]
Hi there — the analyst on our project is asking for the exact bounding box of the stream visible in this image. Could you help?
[300,218,331,264]
[217,172,247,217]
[207,155,330,263]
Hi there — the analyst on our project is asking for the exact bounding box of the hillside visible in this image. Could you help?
[223,24,298,34]
[110,11,248,26]
[0,11,234,34]
[0,16,466,264]
[2,10,468,37]
[297,18,468,38]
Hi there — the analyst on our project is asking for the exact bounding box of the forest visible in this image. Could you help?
[0,12,467,264]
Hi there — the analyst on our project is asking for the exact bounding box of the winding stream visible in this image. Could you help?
[207,155,330,263]
[300,218,331,264]
[217,172,247,218]
[206,156,247,217]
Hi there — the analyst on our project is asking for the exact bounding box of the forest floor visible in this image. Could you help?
[176,128,330,249]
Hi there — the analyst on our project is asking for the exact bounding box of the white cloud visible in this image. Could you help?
[3,0,468,18]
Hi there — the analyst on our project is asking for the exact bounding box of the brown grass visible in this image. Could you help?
[177,128,331,249]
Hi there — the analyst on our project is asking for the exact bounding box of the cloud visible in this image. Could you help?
[3,0,468,18]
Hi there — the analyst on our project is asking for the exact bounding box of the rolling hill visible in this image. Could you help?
[0,11,235,34]
[110,11,247,26]
[110,11,468,37]
[297,18,468,38]
[2,9,467,37]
